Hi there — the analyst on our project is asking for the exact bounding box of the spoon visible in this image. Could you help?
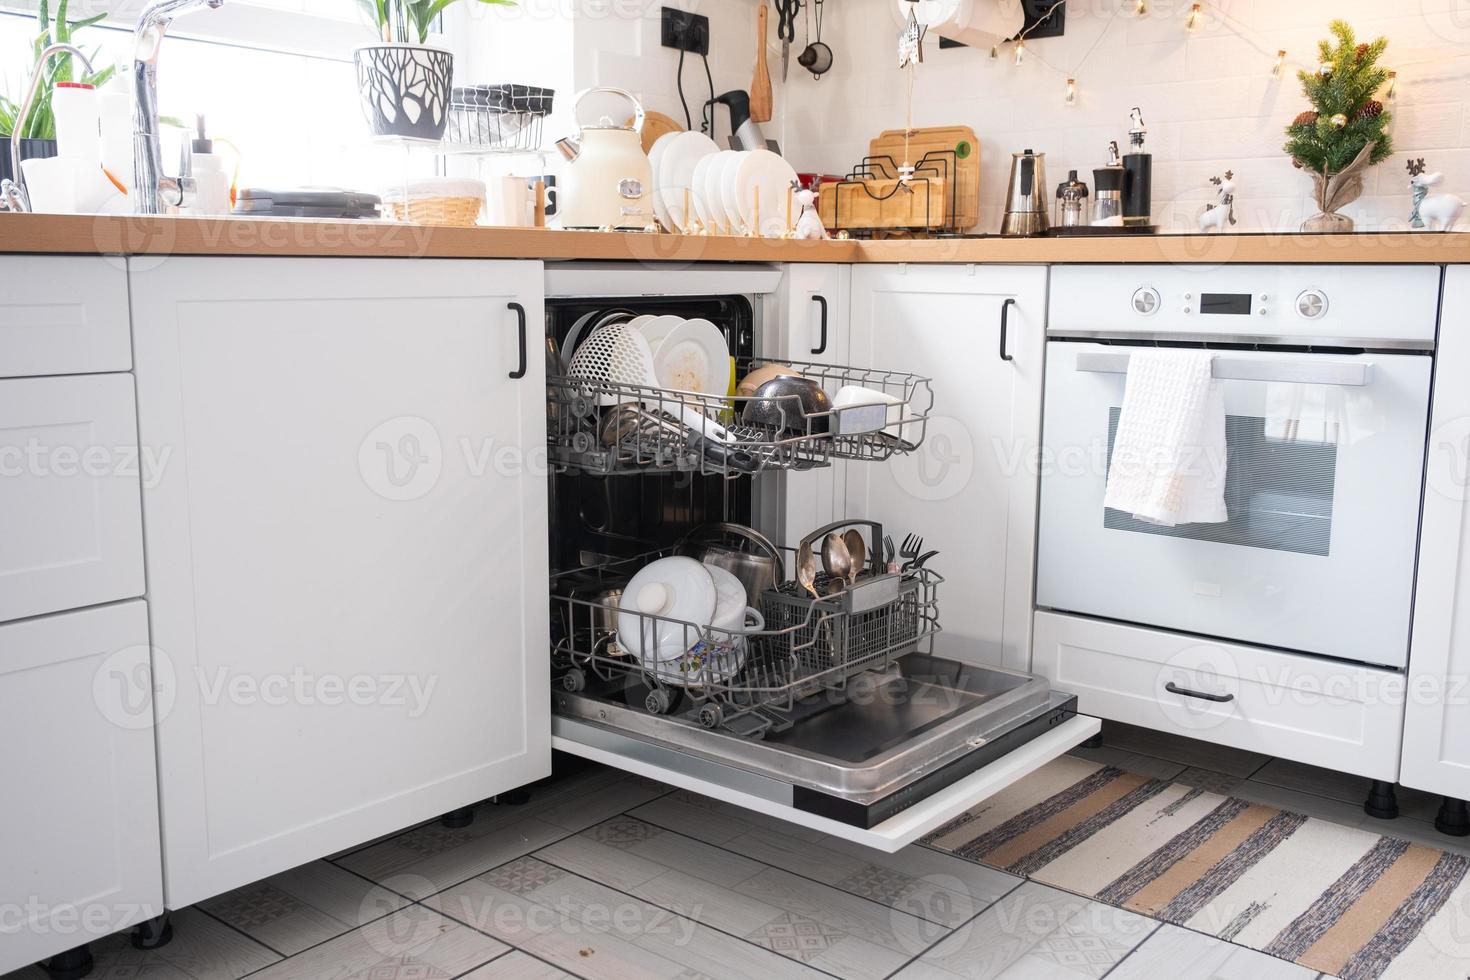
[796,541,820,599]
[842,529,866,583]
[821,532,852,588]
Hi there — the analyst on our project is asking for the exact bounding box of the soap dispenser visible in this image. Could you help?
[180,115,231,215]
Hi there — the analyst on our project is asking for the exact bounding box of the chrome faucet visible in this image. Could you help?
[133,0,224,214]
[0,44,96,212]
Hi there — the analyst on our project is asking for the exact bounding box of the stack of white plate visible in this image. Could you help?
[622,314,732,396]
[648,133,798,238]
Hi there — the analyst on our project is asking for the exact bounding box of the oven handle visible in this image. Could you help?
[1165,682,1235,703]
[1074,350,1374,387]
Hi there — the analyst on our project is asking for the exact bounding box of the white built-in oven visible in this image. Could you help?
[1037,265,1441,670]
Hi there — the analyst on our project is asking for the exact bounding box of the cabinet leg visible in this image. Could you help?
[440,807,475,829]
[1081,733,1103,750]
[42,944,93,980]
[1364,780,1400,820]
[494,787,532,806]
[130,912,173,950]
[1436,798,1470,838]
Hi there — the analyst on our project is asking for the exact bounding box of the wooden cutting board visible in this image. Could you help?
[819,126,981,233]
[636,111,684,154]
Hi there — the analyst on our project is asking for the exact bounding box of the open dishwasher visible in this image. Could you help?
[543,264,1097,851]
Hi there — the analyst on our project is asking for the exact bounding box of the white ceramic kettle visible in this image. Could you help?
[555,87,653,231]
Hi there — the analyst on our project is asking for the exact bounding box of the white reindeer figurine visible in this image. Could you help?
[1409,158,1465,232]
[1199,171,1237,233]
[793,185,829,240]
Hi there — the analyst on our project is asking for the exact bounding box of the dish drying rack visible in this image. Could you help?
[548,356,935,477]
[552,528,941,739]
[815,126,981,237]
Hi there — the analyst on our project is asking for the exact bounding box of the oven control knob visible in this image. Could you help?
[1131,287,1161,316]
[1296,289,1329,320]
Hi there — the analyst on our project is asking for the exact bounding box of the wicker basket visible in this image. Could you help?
[381,178,484,227]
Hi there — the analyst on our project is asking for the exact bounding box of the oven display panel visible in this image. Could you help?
[1200,293,1253,315]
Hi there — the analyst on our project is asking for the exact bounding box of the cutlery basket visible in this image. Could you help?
[759,572,928,680]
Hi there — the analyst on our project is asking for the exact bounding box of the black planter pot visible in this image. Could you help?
[354,44,454,141]
[0,136,58,184]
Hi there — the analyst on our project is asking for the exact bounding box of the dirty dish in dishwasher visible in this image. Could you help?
[617,557,717,663]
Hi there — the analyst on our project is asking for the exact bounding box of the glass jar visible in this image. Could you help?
[1055,170,1090,228]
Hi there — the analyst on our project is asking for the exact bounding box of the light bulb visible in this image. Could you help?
[1187,2,1202,30]
[1135,0,1146,14]
[1385,70,1397,100]
[1272,50,1286,78]
[1014,39,1025,65]
[1064,77,1077,105]
[989,44,999,61]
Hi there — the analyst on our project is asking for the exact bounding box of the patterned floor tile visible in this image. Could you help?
[747,912,847,963]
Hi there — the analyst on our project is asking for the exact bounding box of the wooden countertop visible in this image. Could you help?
[5,212,1470,264]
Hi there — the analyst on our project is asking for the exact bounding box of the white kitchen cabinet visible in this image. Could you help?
[0,255,132,379]
[0,600,163,974]
[0,374,146,623]
[1403,266,1470,804]
[129,257,551,907]
[770,263,851,542]
[846,264,1048,672]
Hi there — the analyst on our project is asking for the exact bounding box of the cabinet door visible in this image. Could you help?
[768,264,851,543]
[0,600,162,973]
[846,264,1047,672]
[0,374,146,623]
[1403,266,1470,799]
[0,255,132,378]
[130,257,550,907]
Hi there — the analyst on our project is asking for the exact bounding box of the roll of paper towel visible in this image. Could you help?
[897,0,1025,50]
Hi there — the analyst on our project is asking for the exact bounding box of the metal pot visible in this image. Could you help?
[679,523,785,600]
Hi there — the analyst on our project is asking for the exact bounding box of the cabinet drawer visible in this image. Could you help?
[0,600,163,973]
[1033,611,1404,780]
[0,255,132,378]
[0,375,145,622]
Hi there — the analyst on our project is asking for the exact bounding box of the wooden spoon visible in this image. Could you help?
[750,2,773,123]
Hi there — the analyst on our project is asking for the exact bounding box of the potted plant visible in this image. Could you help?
[0,0,115,183]
[1284,20,1393,233]
[354,0,515,141]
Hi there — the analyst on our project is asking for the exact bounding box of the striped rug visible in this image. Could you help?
[921,756,1470,980]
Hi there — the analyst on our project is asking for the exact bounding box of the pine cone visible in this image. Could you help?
[1356,100,1384,121]
[1356,43,1370,60]
[1292,111,1319,128]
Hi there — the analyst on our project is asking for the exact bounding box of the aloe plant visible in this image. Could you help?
[358,0,516,45]
[1,0,118,140]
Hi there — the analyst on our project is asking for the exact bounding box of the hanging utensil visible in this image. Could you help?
[798,0,832,79]
[776,0,799,81]
[751,2,773,123]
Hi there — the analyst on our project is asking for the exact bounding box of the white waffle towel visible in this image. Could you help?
[1103,349,1228,527]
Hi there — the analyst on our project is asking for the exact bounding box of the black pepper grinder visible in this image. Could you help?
[1123,107,1152,226]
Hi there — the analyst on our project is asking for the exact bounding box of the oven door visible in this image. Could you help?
[1037,342,1432,668]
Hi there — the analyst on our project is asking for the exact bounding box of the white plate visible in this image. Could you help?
[704,150,742,234]
[647,131,681,231]
[653,317,731,396]
[719,150,750,234]
[660,132,718,229]
[634,314,684,352]
[617,557,717,664]
[736,149,800,238]
[689,153,723,233]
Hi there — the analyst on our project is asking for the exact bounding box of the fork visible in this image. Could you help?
[883,535,897,574]
[899,533,923,569]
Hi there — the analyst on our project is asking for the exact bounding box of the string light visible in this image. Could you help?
[1135,0,1146,14]
[1384,70,1397,100]
[1272,49,1286,77]
[1014,38,1025,65]
[1187,3,1202,31]
[1064,77,1077,105]
[989,44,999,61]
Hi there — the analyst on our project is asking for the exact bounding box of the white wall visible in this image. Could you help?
[776,0,1470,233]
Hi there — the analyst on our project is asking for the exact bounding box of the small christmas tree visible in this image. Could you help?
[1284,21,1393,232]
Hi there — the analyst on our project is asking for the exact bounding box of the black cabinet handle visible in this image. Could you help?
[1165,681,1235,703]
[507,302,528,380]
[999,298,1016,362]
[811,294,829,356]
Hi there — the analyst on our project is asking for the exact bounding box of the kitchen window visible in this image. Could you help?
[1,0,439,190]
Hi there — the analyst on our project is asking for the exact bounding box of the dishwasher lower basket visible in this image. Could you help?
[551,546,941,738]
